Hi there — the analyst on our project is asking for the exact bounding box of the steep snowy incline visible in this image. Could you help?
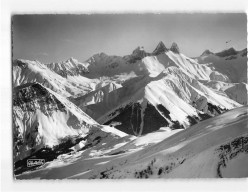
[165,51,230,82]
[200,80,248,105]
[13,82,129,163]
[71,82,122,107]
[16,106,248,179]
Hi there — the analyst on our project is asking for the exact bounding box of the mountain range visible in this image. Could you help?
[12,41,248,179]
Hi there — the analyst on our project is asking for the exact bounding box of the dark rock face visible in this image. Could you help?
[156,104,184,129]
[104,100,223,136]
[215,48,238,57]
[126,46,151,64]
[240,48,247,57]
[104,102,183,136]
[170,42,180,53]
[13,59,28,69]
[13,83,66,114]
[104,103,143,136]
[152,41,168,55]
[124,41,180,63]
[142,103,170,135]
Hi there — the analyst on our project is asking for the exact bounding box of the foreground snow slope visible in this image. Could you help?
[17,106,248,179]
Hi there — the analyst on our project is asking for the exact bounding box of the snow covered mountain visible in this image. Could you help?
[13,59,94,97]
[12,41,247,178]
[69,43,243,135]
[13,82,130,175]
[196,47,247,83]
[195,47,247,105]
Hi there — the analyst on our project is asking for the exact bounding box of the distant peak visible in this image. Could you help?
[60,57,79,65]
[201,49,214,56]
[132,46,145,54]
[153,41,168,55]
[125,46,149,63]
[99,52,108,56]
[157,41,165,47]
[67,57,78,62]
[215,47,238,57]
[91,52,108,58]
[170,42,180,53]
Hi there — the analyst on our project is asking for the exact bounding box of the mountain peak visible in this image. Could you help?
[170,42,180,53]
[66,57,78,64]
[153,41,168,55]
[132,46,147,57]
[201,49,214,56]
[132,46,145,54]
[157,41,165,47]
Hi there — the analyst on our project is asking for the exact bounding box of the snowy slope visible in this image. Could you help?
[13,82,128,163]
[200,80,248,105]
[16,106,248,179]
[195,48,247,105]
[195,48,247,83]
[13,59,99,97]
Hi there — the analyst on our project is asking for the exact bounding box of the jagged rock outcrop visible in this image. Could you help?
[152,41,168,55]
[126,46,150,63]
[170,42,180,53]
[201,49,214,56]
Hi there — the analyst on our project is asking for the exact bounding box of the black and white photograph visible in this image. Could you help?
[1,0,248,192]
[12,13,248,180]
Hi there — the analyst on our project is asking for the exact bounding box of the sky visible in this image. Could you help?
[13,13,247,63]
